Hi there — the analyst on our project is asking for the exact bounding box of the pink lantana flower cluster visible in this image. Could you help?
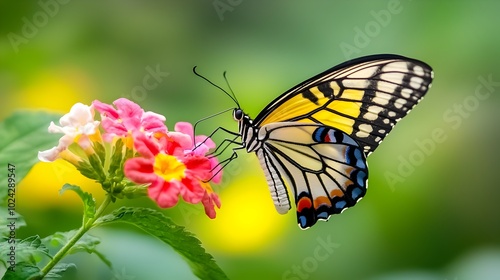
[38,98,222,218]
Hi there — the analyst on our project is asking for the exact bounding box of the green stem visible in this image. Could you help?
[40,195,112,278]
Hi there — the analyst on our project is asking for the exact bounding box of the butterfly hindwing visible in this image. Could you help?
[255,122,368,229]
[254,54,433,154]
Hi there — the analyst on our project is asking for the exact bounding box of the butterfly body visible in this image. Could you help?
[230,54,433,229]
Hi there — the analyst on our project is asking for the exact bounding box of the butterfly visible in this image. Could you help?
[207,54,433,229]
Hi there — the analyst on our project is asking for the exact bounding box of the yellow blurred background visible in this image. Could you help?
[1,1,500,279]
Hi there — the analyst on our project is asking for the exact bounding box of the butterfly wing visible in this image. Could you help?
[255,122,368,229]
[253,54,433,155]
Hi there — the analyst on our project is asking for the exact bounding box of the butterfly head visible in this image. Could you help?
[233,108,258,151]
[233,108,253,127]
[232,108,244,121]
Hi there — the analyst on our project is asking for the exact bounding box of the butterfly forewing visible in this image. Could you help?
[254,54,433,154]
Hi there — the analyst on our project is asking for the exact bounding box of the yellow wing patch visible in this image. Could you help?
[260,94,314,125]
[260,84,365,135]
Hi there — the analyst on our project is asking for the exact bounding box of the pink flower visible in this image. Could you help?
[39,99,223,218]
[174,122,222,184]
[92,98,167,144]
[124,131,221,218]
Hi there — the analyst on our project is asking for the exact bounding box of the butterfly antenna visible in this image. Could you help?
[223,70,240,108]
[193,66,239,107]
[192,107,234,148]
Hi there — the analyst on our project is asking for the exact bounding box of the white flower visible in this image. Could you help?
[38,103,101,162]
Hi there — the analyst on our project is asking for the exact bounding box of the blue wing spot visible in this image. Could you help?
[356,170,367,187]
[345,147,352,165]
[298,216,308,228]
[312,127,328,142]
[351,187,363,201]
[354,149,366,169]
[317,212,329,219]
[335,200,347,209]
[342,135,358,146]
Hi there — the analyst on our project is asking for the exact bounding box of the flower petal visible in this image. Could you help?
[92,100,119,119]
[113,98,144,119]
[124,157,157,183]
[174,122,194,141]
[201,191,221,219]
[148,179,181,208]
[184,155,211,180]
[133,132,160,159]
[59,103,95,127]
[38,146,63,162]
[142,111,167,133]
[166,132,193,151]
[195,135,215,149]
[179,177,205,203]
[209,157,223,184]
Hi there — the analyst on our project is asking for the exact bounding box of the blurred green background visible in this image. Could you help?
[1,0,500,279]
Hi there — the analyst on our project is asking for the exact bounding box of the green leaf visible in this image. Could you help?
[42,230,111,268]
[0,111,61,205]
[59,184,96,223]
[44,263,77,279]
[43,263,76,280]
[1,262,42,280]
[95,207,228,280]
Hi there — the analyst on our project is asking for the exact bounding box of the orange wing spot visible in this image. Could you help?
[330,188,344,198]
[344,166,354,176]
[296,197,313,212]
[313,196,332,209]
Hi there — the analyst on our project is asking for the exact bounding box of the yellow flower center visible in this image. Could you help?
[153,153,186,182]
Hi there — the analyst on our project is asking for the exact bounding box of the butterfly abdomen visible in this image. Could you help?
[256,149,291,214]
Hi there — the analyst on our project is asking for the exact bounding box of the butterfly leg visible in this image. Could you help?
[197,125,249,182]
[194,126,240,153]
[207,135,241,158]
[205,144,246,182]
